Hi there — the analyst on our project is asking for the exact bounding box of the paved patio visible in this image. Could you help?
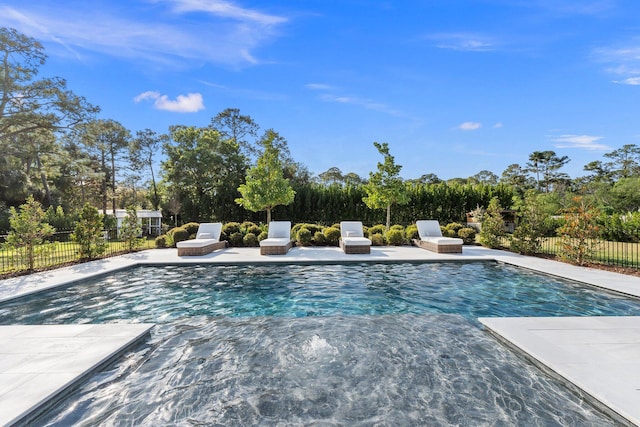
[1,245,640,425]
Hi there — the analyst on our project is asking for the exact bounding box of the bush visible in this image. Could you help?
[479,198,505,248]
[370,234,385,246]
[243,232,258,247]
[292,223,322,237]
[258,231,268,241]
[240,221,257,232]
[313,231,326,245]
[297,227,313,246]
[390,224,404,232]
[457,227,476,245]
[444,222,464,238]
[183,222,200,236]
[323,226,341,246]
[405,224,418,240]
[229,231,244,247]
[169,227,189,245]
[223,222,241,236]
[368,224,386,237]
[246,225,262,236]
[155,234,173,248]
[386,229,405,245]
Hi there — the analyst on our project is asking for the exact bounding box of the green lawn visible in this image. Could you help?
[0,239,155,276]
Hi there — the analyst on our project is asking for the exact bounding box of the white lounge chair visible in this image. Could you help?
[260,221,293,255]
[176,222,226,256]
[416,220,463,253]
[340,221,372,254]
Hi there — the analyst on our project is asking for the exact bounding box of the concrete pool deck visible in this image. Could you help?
[1,245,640,425]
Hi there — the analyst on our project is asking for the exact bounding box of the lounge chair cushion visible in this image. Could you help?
[342,236,372,246]
[420,236,463,245]
[259,237,291,247]
[176,238,219,248]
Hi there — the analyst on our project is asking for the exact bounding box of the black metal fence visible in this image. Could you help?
[499,227,640,269]
[0,229,155,277]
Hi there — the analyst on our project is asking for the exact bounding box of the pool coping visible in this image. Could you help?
[1,245,640,425]
[0,323,153,426]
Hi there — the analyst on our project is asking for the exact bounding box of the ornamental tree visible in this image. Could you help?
[363,142,409,231]
[235,130,295,224]
[72,203,106,260]
[6,195,55,271]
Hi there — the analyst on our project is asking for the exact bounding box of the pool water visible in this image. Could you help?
[2,262,637,425]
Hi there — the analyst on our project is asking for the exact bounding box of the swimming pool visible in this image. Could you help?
[2,261,637,425]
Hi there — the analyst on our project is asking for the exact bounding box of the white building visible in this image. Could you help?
[102,209,163,236]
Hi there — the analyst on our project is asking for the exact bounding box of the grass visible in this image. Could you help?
[0,238,156,277]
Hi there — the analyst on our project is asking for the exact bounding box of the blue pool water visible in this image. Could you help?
[1,261,637,425]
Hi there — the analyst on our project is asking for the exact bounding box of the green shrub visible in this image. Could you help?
[258,231,268,241]
[386,229,405,245]
[479,197,505,248]
[444,222,464,238]
[246,225,261,236]
[292,223,322,237]
[457,227,476,245]
[313,231,326,245]
[368,224,386,237]
[169,227,189,245]
[405,224,418,240]
[223,222,241,235]
[229,231,244,247]
[240,221,258,232]
[297,227,312,246]
[323,226,341,246]
[370,233,385,246]
[155,234,173,248]
[183,222,200,236]
[390,224,404,232]
[243,232,259,247]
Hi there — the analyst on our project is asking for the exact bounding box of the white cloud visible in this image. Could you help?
[164,0,287,26]
[594,39,640,85]
[458,122,482,131]
[493,122,504,128]
[552,134,611,150]
[427,33,497,52]
[613,77,640,85]
[305,83,335,91]
[0,1,288,67]
[134,91,205,113]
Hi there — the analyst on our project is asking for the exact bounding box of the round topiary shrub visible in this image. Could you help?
[182,222,200,236]
[323,227,341,246]
[390,224,404,232]
[247,225,261,236]
[458,227,477,245]
[297,227,312,246]
[386,229,405,246]
[370,233,386,246]
[243,232,258,247]
[170,227,189,245]
[368,224,386,237]
[223,222,241,236]
[258,231,268,241]
[444,222,464,238]
[240,221,257,233]
[229,231,244,247]
[313,231,326,246]
[405,224,418,241]
[154,234,173,248]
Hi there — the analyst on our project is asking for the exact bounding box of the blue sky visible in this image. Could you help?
[2,0,640,180]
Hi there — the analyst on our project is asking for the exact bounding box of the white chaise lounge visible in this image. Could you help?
[260,221,293,255]
[340,221,372,254]
[416,220,463,253]
[176,222,226,256]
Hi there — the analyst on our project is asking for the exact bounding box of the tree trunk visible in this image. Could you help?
[386,205,391,231]
[266,208,272,225]
[35,153,52,206]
